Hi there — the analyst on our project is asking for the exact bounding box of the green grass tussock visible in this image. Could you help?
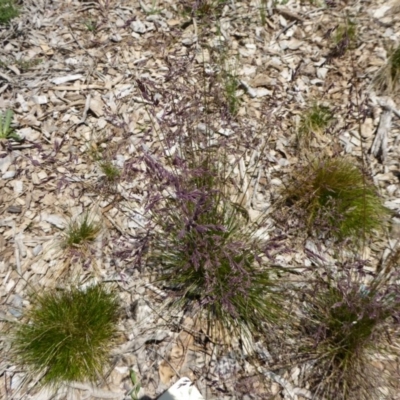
[10,284,120,386]
[99,160,121,183]
[297,103,333,148]
[300,271,400,399]
[145,150,284,337]
[282,157,390,242]
[62,212,102,250]
[372,44,400,94]
[0,0,19,24]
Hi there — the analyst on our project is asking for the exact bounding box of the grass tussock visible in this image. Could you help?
[10,284,120,386]
[0,0,19,24]
[84,18,98,33]
[329,18,357,58]
[0,57,42,72]
[143,148,284,336]
[129,70,287,340]
[210,46,242,116]
[372,44,400,94]
[86,138,121,190]
[99,160,121,183]
[281,157,390,242]
[62,212,102,250]
[180,0,228,19]
[300,268,400,399]
[297,103,333,147]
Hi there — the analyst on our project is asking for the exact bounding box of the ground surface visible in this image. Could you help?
[1,0,400,399]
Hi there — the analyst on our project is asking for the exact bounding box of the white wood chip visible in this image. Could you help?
[51,74,84,85]
[42,214,66,229]
[32,95,48,105]
[371,98,395,161]
[1,1,400,399]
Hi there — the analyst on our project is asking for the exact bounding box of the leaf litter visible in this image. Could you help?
[1,0,400,399]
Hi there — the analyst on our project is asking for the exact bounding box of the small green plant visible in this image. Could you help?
[372,44,400,94]
[128,369,141,400]
[0,0,19,24]
[222,71,241,115]
[84,19,98,33]
[63,212,102,250]
[16,58,43,72]
[10,284,120,386]
[259,0,267,25]
[86,139,121,192]
[334,19,357,45]
[180,0,228,19]
[300,269,400,399]
[210,42,241,115]
[300,0,322,5]
[298,103,333,146]
[140,0,161,15]
[282,157,390,242]
[0,58,42,72]
[329,18,357,57]
[0,110,22,141]
[99,160,121,183]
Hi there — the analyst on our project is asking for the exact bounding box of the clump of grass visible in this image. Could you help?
[0,58,42,72]
[282,157,390,242]
[215,49,241,115]
[10,284,120,386]
[16,58,43,72]
[84,18,98,33]
[329,18,357,58]
[0,109,22,141]
[99,160,121,183]
[222,71,241,115]
[62,212,102,250]
[131,72,287,339]
[85,140,122,197]
[334,19,357,45]
[0,0,19,24]
[300,268,400,399]
[140,0,161,15]
[142,149,283,335]
[372,44,400,94]
[297,103,333,147]
[259,0,267,25]
[180,0,228,19]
